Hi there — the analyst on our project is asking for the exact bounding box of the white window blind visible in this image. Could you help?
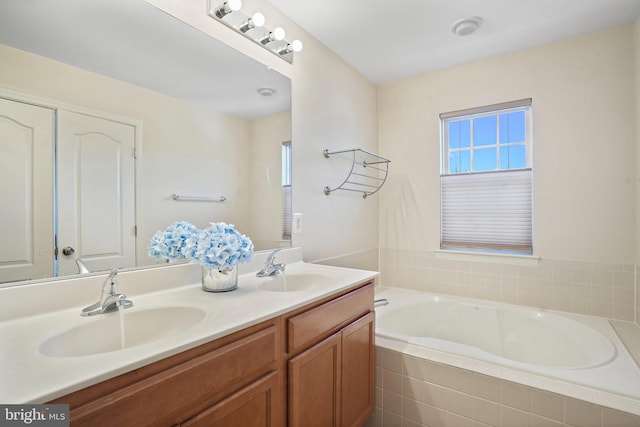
[441,169,532,252]
[283,184,292,239]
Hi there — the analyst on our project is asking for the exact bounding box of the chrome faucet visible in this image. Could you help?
[256,249,286,277]
[81,268,133,316]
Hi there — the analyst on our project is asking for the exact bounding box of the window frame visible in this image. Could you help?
[440,99,532,175]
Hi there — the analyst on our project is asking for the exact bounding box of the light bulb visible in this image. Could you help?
[239,12,265,32]
[272,27,286,41]
[290,39,303,52]
[213,0,242,18]
[227,0,242,11]
[251,12,265,27]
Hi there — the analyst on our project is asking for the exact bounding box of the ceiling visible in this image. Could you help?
[0,0,290,119]
[268,0,640,84]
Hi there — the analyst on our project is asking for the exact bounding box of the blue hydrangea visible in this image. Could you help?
[183,222,254,270]
[148,221,199,261]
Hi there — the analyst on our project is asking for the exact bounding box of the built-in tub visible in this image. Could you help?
[374,287,640,415]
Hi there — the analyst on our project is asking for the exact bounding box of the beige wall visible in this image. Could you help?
[290,31,379,262]
[248,111,291,250]
[379,24,637,266]
[0,43,252,267]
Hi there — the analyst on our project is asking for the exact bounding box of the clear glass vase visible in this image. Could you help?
[201,265,238,292]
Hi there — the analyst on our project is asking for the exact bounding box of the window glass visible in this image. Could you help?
[449,119,470,149]
[499,145,526,169]
[473,115,496,147]
[474,147,496,171]
[499,111,525,143]
[449,150,471,173]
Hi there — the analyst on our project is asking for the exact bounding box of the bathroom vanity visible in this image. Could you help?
[0,251,376,427]
[48,282,374,427]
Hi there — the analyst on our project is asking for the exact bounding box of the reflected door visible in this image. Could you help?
[0,98,54,283]
[57,110,136,275]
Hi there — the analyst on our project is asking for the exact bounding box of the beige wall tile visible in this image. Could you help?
[448,389,474,419]
[473,397,501,426]
[384,349,404,373]
[501,381,531,412]
[403,355,426,380]
[530,389,564,422]
[529,414,563,427]
[383,390,403,415]
[565,397,602,427]
[384,370,403,394]
[500,406,530,427]
[602,407,640,427]
[383,409,402,427]
[474,373,501,403]
[403,376,426,402]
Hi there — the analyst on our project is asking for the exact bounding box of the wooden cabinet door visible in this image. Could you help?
[181,372,281,427]
[341,312,375,427]
[288,332,341,427]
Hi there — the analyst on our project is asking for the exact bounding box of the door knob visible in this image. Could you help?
[61,246,75,256]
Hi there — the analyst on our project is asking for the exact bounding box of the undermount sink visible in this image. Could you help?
[39,306,206,358]
[259,272,334,292]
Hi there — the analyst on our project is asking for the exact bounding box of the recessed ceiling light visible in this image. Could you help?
[257,87,276,96]
[451,16,483,37]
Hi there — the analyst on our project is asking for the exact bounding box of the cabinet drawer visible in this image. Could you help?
[71,326,278,427]
[181,372,280,427]
[287,283,373,355]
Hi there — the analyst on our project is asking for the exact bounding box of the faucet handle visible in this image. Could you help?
[101,268,119,296]
[266,248,282,263]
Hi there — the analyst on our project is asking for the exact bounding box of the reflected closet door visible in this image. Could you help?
[57,110,136,276]
[0,98,54,283]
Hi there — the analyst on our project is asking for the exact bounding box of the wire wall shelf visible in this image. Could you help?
[323,148,390,199]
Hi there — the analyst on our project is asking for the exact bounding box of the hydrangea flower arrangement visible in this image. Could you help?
[148,221,199,261]
[182,222,253,270]
[149,221,253,271]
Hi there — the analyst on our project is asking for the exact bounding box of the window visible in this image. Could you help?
[440,99,533,254]
[282,141,292,240]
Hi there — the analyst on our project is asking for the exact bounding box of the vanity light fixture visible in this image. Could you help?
[208,0,302,64]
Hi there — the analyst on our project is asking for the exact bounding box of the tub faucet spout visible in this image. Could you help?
[374,298,389,307]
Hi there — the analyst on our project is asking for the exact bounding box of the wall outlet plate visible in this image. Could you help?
[293,213,302,234]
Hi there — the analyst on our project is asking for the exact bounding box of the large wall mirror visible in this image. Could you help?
[0,0,292,287]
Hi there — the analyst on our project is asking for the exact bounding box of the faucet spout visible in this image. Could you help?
[256,249,286,278]
[81,268,133,316]
[75,259,90,274]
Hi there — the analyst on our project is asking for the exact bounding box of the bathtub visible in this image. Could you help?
[374,287,640,415]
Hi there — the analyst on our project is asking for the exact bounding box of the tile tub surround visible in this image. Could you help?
[379,248,636,322]
[365,347,640,427]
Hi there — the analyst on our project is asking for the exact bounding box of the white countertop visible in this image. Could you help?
[0,254,378,403]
